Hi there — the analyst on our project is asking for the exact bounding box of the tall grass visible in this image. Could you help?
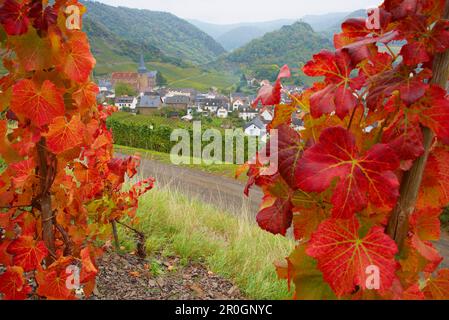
[118,183,294,300]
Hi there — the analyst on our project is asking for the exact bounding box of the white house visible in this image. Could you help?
[244,117,267,138]
[238,107,258,121]
[232,99,245,111]
[217,107,228,119]
[115,96,138,110]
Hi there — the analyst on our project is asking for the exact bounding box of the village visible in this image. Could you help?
[96,55,305,140]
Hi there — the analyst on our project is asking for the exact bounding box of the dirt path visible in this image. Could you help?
[119,154,449,269]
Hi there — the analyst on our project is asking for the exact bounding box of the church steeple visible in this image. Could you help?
[138,54,147,74]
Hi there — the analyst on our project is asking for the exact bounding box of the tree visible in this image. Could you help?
[243,0,449,300]
[0,0,153,300]
[253,65,279,82]
[115,82,137,96]
[156,71,167,87]
[240,73,247,87]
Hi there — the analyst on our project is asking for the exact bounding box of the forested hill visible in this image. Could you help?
[82,1,226,66]
[224,21,332,69]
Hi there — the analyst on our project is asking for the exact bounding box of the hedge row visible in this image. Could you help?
[106,116,260,163]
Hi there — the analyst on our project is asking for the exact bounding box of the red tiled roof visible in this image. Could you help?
[111,72,138,81]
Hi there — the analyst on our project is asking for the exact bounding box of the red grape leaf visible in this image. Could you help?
[11,79,65,127]
[334,10,393,48]
[382,113,425,162]
[28,1,57,32]
[0,266,31,300]
[400,41,431,66]
[7,236,48,272]
[9,158,35,188]
[410,85,449,144]
[304,50,364,119]
[45,115,85,154]
[297,126,400,218]
[381,0,444,20]
[0,241,12,266]
[0,0,29,35]
[366,66,431,110]
[399,16,449,66]
[306,217,399,297]
[252,65,290,107]
[257,194,293,236]
[276,124,303,189]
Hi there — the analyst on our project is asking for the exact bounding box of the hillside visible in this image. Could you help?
[217,26,266,51]
[84,16,185,77]
[83,1,226,65]
[223,22,332,71]
[190,19,296,50]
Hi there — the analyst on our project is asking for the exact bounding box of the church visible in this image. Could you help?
[111,55,158,93]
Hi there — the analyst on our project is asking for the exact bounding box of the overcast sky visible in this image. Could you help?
[93,0,383,24]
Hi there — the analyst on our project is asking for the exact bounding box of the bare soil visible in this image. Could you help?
[92,252,245,300]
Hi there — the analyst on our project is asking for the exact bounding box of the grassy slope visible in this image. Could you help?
[109,112,191,128]
[94,60,238,91]
[118,185,294,300]
[115,145,245,181]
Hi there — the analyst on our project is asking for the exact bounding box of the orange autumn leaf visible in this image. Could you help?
[0,119,19,162]
[9,158,35,189]
[36,268,75,300]
[80,247,98,283]
[424,269,449,300]
[60,31,96,83]
[410,208,442,242]
[45,115,85,154]
[11,79,65,127]
[72,82,99,113]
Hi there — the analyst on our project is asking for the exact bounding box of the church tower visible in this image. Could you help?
[137,54,150,93]
[138,54,148,74]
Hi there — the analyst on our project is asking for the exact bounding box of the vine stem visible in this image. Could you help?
[37,138,56,263]
[386,1,449,251]
[111,220,120,250]
[115,220,147,259]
